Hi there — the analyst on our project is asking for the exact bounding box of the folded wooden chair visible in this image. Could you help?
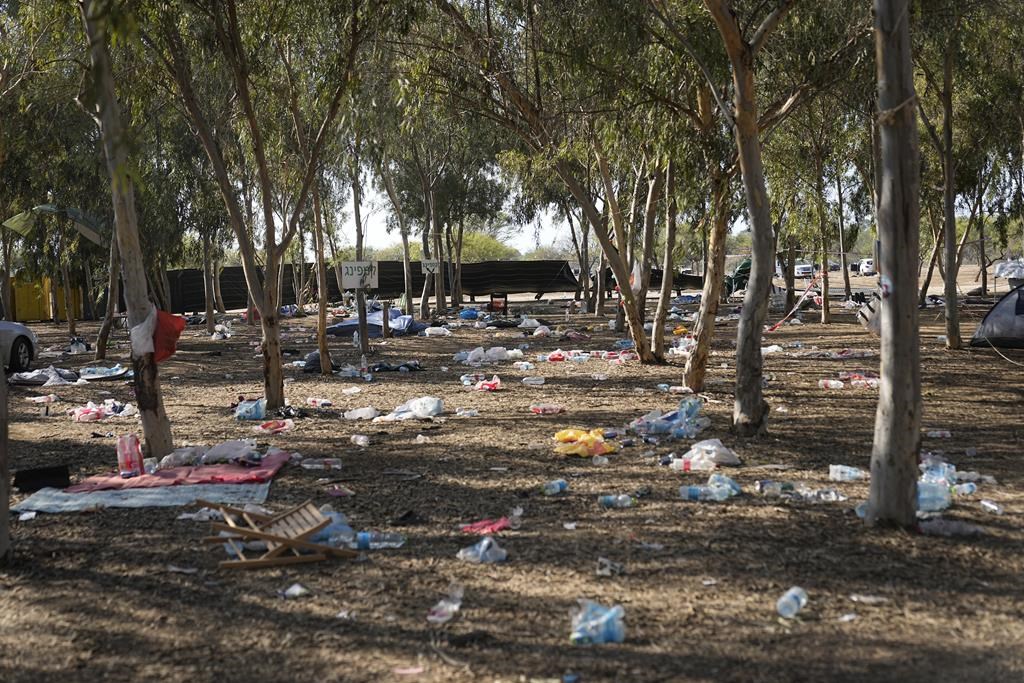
[196,499,358,569]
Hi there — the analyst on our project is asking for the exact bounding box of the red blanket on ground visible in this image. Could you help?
[65,451,290,493]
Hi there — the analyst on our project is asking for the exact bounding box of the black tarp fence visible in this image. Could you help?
[165,260,580,314]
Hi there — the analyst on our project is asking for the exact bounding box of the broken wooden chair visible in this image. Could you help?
[196,499,358,569]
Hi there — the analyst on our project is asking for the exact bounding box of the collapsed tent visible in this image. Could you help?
[325,307,429,339]
[971,283,1024,349]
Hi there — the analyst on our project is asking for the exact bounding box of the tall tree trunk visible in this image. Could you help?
[919,218,942,307]
[431,191,445,315]
[581,208,591,308]
[685,173,729,391]
[420,225,433,320]
[836,172,852,299]
[866,0,922,527]
[60,257,77,337]
[785,235,796,311]
[82,258,96,320]
[95,235,120,360]
[213,260,226,313]
[378,161,414,315]
[978,209,987,296]
[202,232,216,334]
[83,0,173,457]
[596,254,607,315]
[564,203,585,301]
[0,233,12,320]
[453,217,465,307]
[312,182,332,374]
[352,152,369,355]
[638,168,665,307]
[701,1,777,435]
[260,255,286,409]
[815,155,831,324]
[940,30,962,349]
[652,160,677,360]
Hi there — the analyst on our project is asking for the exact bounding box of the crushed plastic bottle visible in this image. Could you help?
[460,373,487,386]
[456,536,507,563]
[917,480,952,512]
[980,499,1004,515]
[542,479,569,496]
[455,407,479,417]
[27,394,58,404]
[513,361,535,371]
[952,483,977,496]
[530,403,563,414]
[522,376,546,386]
[307,397,333,408]
[343,406,380,420]
[829,465,869,482]
[350,531,405,550]
[818,379,844,389]
[570,600,625,645]
[350,434,370,447]
[680,485,732,502]
[707,473,742,496]
[598,494,636,509]
[426,584,464,625]
[755,480,795,497]
[776,587,808,618]
[926,430,952,438]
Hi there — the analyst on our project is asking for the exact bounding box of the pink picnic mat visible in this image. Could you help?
[65,451,290,493]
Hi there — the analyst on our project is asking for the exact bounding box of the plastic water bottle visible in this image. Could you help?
[707,473,742,496]
[917,480,952,512]
[542,479,568,496]
[669,453,716,472]
[953,483,977,496]
[352,331,359,348]
[980,499,1003,515]
[926,430,952,438]
[522,376,546,386]
[350,531,405,550]
[776,587,808,618]
[359,354,368,375]
[829,465,868,482]
[818,379,844,389]
[570,600,625,645]
[350,434,370,447]
[456,536,507,563]
[680,485,731,502]
[598,494,636,509]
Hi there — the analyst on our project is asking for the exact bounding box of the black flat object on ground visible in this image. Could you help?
[14,465,71,492]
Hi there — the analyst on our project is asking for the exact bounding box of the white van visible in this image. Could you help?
[859,258,876,276]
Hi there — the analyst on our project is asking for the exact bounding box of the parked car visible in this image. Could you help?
[0,321,37,372]
[828,262,841,272]
[794,262,814,278]
[859,258,876,276]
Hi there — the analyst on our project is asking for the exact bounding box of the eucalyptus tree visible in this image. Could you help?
[866,0,921,527]
[143,0,371,408]
[79,0,174,457]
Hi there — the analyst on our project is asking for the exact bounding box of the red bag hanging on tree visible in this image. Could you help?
[153,310,186,363]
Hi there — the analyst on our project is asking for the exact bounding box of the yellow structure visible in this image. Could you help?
[11,277,82,322]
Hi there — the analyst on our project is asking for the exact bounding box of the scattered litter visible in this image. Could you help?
[776,586,808,618]
[280,583,311,599]
[351,434,370,447]
[456,536,507,563]
[344,406,380,420]
[563,522,578,530]
[301,458,343,470]
[530,404,564,415]
[71,400,138,422]
[598,494,635,509]
[177,507,224,521]
[253,419,294,435]
[669,438,741,471]
[475,375,502,391]
[18,511,36,521]
[374,396,444,421]
[424,327,452,337]
[455,408,479,417]
[829,465,868,482]
[166,564,199,575]
[554,428,616,457]
[926,430,952,438]
[327,484,355,497]
[426,584,464,625]
[26,394,58,404]
[414,434,432,444]
[522,376,546,386]
[570,599,625,645]
[702,579,717,586]
[629,398,710,440]
[849,594,888,605]
[596,557,625,577]
[307,398,333,408]
[981,500,1004,515]
[235,398,267,420]
[838,613,858,623]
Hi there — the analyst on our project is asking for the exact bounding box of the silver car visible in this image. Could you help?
[0,321,37,371]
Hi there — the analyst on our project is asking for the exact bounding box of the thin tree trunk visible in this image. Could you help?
[454,217,465,307]
[820,233,831,323]
[213,260,226,313]
[638,168,665,307]
[941,29,961,349]
[919,223,942,307]
[202,232,216,334]
[652,159,677,360]
[431,191,445,315]
[378,162,414,315]
[701,1,777,435]
[785,235,796,311]
[312,182,332,374]
[836,172,852,299]
[866,0,922,527]
[420,225,433,320]
[83,0,173,457]
[815,156,831,324]
[96,235,120,360]
[82,258,96,320]
[0,232,12,320]
[352,151,369,356]
[979,209,987,296]
[60,257,77,337]
[685,174,729,391]
[596,254,607,315]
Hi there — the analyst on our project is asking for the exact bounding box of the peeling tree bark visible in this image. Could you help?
[83,0,173,457]
[652,160,677,359]
[867,0,922,527]
[685,173,729,391]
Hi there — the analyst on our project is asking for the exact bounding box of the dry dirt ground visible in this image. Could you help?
[1,295,1023,683]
